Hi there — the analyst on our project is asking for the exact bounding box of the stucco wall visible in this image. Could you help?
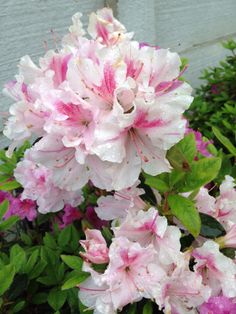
[1,0,236,147]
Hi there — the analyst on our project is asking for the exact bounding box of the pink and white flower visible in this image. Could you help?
[114,207,182,266]
[95,180,145,221]
[192,240,236,298]
[80,229,109,264]
[162,255,211,314]
[79,237,166,312]
[14,153,83,213]
[4,8,193,192]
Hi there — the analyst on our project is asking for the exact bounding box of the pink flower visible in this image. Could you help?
[1,191,37,222]
[185,128,212,157]
[194,176,236,230]
[4,9,193,191]
[0,190,14,205]
[58,204,82,229]
[79,237,166,312]
[162,256,211,314]
[85,206,108,230]
[192,240,236,298]
[87,8,132,45]
[80,229,109,264]
[199,296,236,314]
[114,207,182,266]
[14,154,83,213]
[216,224,236,249]
[216,176,236,229]
[195,187,216,216]
[95,180,145,221]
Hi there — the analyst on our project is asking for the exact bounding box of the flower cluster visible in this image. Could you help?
[78,176,236,313]
[4,8,192,213]
[3,7,236,314]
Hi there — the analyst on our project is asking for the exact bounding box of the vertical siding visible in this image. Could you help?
[117,0,236,86]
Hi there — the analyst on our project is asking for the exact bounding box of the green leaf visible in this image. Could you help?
[212,126,236,156]
[48,289,67,311]
[58,225,72,247]
[31,292,48,304]
[69,225,80,251]
[40,246,59,265]
[169,169,185,187]
[25,249,39,273]
[200,213,226,238]
[67,288,79,312]
[62,271,89,290]
[0,180,21,191]
[37,276,58,286]
[0,163,15,175]
[101,226,113,242]
[43,232,57,249]
[177,157,221,192]
[168,194,201,237]
[0,215,19,231]
[143,301,153,314]
[20,232,32,246]
[7,274,28,300]
[144,174,170,192]
[128,303,137,314]
[167,133,196,169]
[61,255,83,271]
[10,244,26,272]
[15,141,31,159]
[0,200,9,220]
[0,174,10,183]
[0,264,15,296]
[12,301,26,313]
[221,248,236,259]
[28,260,47,279]
[57,263,65,282]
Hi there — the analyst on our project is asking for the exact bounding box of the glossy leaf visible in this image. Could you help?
[177,157,221,192]
[168,194,201,237]
[0,264,15,296]
[212,126,236,155]
[200,213,226,238]
[61,255,83,272]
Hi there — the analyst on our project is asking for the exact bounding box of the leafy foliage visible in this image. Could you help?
[185,39,236,146]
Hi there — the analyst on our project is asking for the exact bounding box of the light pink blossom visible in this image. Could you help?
[216,224,236,249]
[95,180,145,221]
[216,176,236,229]
[192,240,236,298]
[162,255,211,314]
[80,229,109,264]
[114,207,182,266]
[14,154,83,213]
[80,237,166,312]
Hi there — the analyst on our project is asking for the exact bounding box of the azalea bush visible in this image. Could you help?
[1,8,236,314]
[186,39,236,146]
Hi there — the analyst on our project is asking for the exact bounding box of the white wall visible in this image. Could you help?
[1,0,236,147]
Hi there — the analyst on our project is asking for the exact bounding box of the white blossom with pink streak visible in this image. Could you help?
[4,7,193,193]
